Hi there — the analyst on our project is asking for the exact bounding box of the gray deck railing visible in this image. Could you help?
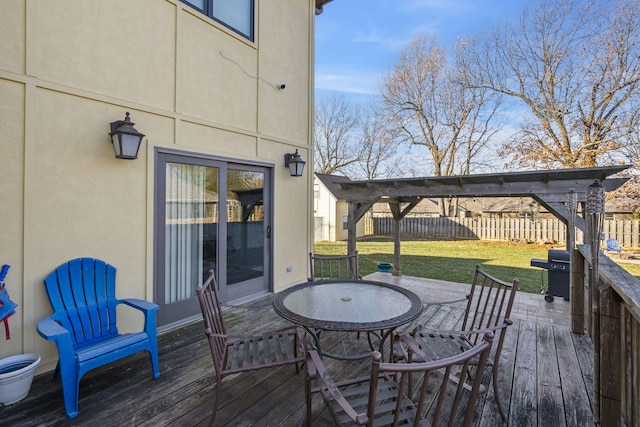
[572,245,640,426]
[367,217,640,248]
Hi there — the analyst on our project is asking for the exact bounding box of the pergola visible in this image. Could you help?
[330,165,631,275]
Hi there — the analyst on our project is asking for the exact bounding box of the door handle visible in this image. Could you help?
[266,225,272,238]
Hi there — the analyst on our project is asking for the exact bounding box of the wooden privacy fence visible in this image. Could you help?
[572,245,640,426]
[367,216,640,249]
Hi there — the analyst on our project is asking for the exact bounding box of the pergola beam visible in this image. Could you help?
[338,177,628,203]
[342,165,631,276]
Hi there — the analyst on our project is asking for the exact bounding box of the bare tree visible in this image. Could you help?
[453,43,506,175]
[351,108,402,180]
[381,35,504,215]
[313,93,361,174]
[613,119,640,213]
[458,0,640,169]
[622,130,640,168]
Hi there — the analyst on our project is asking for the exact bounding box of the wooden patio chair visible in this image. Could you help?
[393,264,518,421]
[308,251,362,281]
[37,258,160,419]
[196,269,304,425]
[305,332,494,426]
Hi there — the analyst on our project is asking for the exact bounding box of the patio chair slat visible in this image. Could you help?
[283,332,295,359]
[263,333,271,362]
[273,333,283,363]
[230,341,241,371]
[252,338,260,366]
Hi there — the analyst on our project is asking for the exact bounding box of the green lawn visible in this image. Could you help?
[314,237,640,294]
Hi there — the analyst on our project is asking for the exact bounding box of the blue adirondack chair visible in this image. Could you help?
[0,265,18,339]
[605,238,622,253]
[37,258,160,419]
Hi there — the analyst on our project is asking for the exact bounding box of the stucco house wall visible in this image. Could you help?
[0,0,317,374]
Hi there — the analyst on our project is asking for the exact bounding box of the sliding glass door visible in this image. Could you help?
[155,152,272,326]
[226,168,269,300]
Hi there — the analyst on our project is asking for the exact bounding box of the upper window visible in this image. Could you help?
[182,0,254,41]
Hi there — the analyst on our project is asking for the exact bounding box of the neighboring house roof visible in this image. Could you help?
[315,173,352,201]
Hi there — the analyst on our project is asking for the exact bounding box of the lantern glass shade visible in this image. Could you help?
[111,132,141,159]
[109,112,145,160]
[288,159,305,176]
[284,150,305,177]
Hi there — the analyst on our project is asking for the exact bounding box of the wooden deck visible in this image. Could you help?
[1,277,594,426]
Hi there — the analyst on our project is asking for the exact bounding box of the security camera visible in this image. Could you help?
[276,83,286,90]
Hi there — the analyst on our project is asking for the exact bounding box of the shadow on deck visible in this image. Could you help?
[0,274,593,426]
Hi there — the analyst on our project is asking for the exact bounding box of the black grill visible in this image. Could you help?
[530,249,570,302]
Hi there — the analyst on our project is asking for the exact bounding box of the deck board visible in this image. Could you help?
[537,323,566,427]
[509,320,538,426]
[555,328,593,426]
[0,277,594,426]
[477,312,518,427]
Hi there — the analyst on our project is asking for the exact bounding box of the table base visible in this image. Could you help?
[303,326,396,361]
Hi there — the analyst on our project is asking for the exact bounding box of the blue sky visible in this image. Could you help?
[315,0,531,104]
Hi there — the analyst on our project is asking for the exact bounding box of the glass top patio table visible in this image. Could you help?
[273,279,423,334]
[273,279,423,360]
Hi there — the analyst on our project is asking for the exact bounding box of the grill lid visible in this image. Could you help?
[531,249,570,270]
[548,249,569,263]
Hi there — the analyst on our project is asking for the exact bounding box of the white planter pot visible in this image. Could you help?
[0,353,41,405]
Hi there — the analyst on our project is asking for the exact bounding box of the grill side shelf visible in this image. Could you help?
[530,259,549,269]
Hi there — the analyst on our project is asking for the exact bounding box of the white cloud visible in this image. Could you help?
[352,30,413,52]
[315,70,382,96]
[398,0,476,14]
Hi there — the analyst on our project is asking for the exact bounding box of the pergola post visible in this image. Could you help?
[347,202,357,275]
[389,203,402,276]
[566,189,585,334]
[388,200,420,277]
[347,201,376,278]
[587,180,606,423]
[393,216,401,276]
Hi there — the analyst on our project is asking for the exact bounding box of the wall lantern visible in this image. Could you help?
[284,149,306,177]
[109,112,145,160]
